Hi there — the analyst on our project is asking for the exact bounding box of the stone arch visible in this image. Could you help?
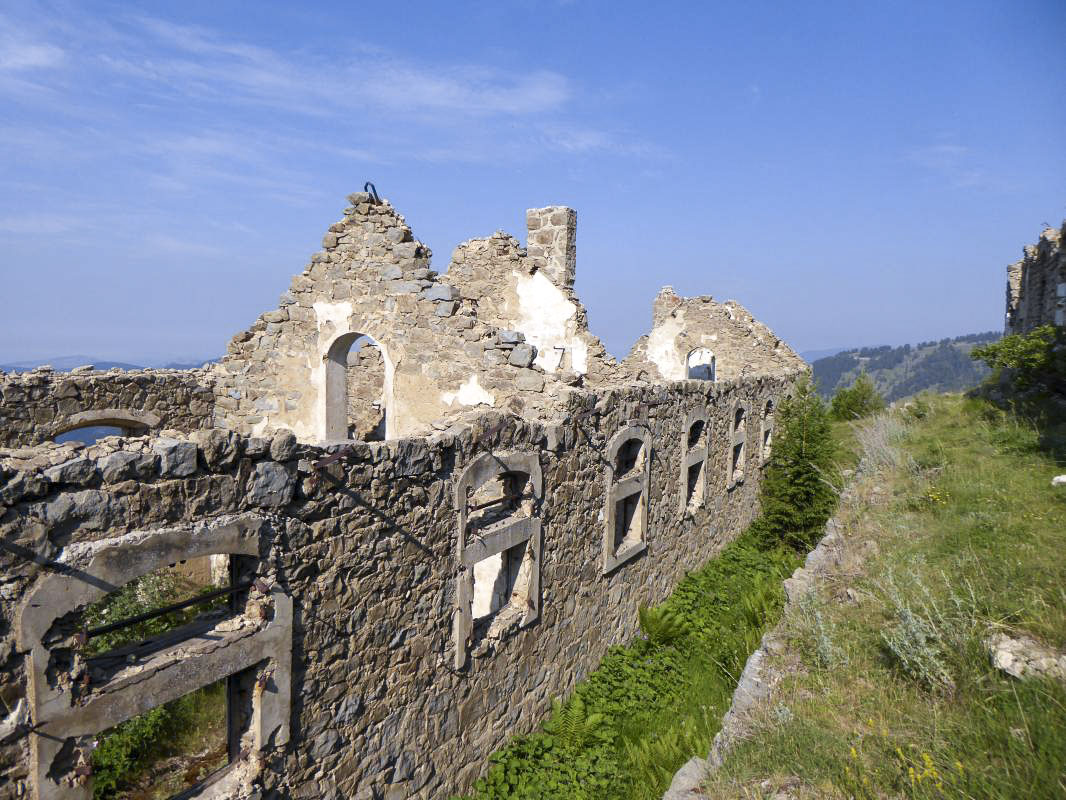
[453,452,543,669]
[604,423,651,573]
[15,514,291,800]
[49,408,161,441]
[685,347,715,381]
[323,330,393,442]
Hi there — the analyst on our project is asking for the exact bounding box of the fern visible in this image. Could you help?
[638,605,692,648]
[543,695,606,751]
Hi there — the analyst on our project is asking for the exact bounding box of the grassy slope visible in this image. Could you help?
[705,395,1066,799]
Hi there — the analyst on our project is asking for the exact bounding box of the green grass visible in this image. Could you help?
[706,394,1066,799]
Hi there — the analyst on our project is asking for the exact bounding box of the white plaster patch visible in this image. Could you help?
[442,375,495,408]
[646,312,686,381]
[513,271,587,374]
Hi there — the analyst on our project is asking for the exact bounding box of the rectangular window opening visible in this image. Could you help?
[686,461,705,507]
[76,555,234,659]
[472,541,531,631]
[90,675,230,800]
[614,492,643,550]
[732,443,745,481]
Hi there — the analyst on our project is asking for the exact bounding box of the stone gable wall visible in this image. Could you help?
[212,194,568,443]
[0,368,215,448]
[0,372,798,800]
[622,287,806,382]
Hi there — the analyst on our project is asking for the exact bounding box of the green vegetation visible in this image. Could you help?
[457,382,848,800]
[813,331,1000,402]
[81,566,228,656]
[829,372,885,422]
[84,562,230,798]
[92,681,228,800]
[705,394,1066,799]
[751,378,840,552]
[971,324,1066,393]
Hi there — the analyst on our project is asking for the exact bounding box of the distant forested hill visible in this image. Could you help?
[811,331,1001,402]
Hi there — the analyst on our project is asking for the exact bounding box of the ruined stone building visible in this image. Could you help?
[1006,221,1066,335]
[0,193,804,800]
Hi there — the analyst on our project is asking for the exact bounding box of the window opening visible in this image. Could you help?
[454,453,543,669]
[604,425,650,573]
[680,412,708,514]
[324,331,387,441]
[15,515,292,800]
[89,675,229,800]
[761,398,775,464]
[729,404,747,488]
[686,348,716,381]
[54,426,131,445]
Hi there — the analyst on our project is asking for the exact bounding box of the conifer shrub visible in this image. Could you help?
[829,372,886,421]
[751,377,839,551]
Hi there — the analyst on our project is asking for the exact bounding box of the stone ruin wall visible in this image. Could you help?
[0,372,797,800]
[1006,221,1066,335]
[211,196,583,445]
[623,287,803,382]
[0,368,215,449]
[0,191,808,799]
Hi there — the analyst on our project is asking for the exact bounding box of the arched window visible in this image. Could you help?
[15,515,291,800]
[686,348,715,381]
[728,403,748,489]
[760,398,775,465]
[324,331,388,441]
[50,409,161,444]
[604,424,650,573]
[680,410,709,514]
[454,452,542,669]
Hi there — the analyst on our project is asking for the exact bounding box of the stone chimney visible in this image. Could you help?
[526,206,577,289]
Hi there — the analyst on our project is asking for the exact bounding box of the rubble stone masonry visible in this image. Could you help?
[0,193,806,800]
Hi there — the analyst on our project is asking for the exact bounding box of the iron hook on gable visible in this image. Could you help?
[364,182,381,203]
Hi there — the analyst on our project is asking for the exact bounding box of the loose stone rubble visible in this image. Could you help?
[0,193,805,800]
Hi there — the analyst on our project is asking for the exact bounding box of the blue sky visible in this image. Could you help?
[1,0,1064,364]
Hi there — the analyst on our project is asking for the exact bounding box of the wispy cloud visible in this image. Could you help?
[905,141,987,188]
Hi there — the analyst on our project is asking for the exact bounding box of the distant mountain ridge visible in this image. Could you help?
[811,331,1001,403]
[0,355,218,372]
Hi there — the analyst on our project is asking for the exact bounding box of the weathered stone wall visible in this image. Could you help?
[622,287,805,382]
[445,207,615,386]
[0,367,215,448]
[212,194,567,443]
[1006,222,1065,334]
[0,370,798,800]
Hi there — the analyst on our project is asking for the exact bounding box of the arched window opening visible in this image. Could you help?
[54,425,132,445]
[604,425,651,574]
[681,412,708,514]
[454,453,543,669]
[686,348,716,381]
[16,516,292,800]
[325,332,387,442]
[761,399,775,464]
[729,404,748,489]
[50,409,160,445]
